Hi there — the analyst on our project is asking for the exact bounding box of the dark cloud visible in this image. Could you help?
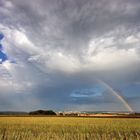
[0,0,140,111]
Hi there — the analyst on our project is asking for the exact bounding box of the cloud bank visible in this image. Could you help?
[0,0,140,111]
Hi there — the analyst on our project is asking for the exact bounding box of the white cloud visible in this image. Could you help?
[84,34,140,71]
[45,51,81,73]
[125,35,140,44]
[2,23,140,75]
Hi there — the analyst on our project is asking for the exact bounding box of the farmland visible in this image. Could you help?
[0,117,140,140]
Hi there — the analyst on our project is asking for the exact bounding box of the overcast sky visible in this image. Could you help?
[0,0,140,112]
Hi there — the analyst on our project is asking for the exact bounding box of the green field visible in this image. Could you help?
[0,117,140,140]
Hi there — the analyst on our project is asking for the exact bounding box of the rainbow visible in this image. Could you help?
[97,79,133,112]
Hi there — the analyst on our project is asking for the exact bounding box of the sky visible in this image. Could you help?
[0,0,140,112]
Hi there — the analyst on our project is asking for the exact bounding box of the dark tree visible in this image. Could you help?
[29,110,56,115]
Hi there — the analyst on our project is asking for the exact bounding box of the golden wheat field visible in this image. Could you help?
[0,117,140,140]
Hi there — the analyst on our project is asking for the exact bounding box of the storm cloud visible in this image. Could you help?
[0,0,140,112]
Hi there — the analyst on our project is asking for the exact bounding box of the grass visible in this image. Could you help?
[0,117,140,140]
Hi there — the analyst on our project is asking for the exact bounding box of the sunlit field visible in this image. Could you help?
[0,117,140,140]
